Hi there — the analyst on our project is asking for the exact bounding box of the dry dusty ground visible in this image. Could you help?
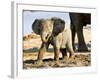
[23,27,91,69]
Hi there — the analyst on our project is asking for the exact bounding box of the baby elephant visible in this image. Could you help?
[32,17,74,66]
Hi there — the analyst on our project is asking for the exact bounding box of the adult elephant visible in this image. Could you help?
[69,13,91,52]
[32,17,74,66]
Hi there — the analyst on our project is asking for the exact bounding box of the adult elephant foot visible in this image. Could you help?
[78,44,88,52]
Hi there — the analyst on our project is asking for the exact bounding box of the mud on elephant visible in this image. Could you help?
[32,17,74,66]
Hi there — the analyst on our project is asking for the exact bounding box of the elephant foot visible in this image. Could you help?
[78,46,88,52]
[36,60,44,67]
[77,43,88,52]
[54,61,64,67]
[78,49,89,52]
[66,52,75,59]
[62,54,74,64]
[61,59,67,64]
[70,53,75,59]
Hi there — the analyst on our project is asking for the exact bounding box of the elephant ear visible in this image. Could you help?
[51,17,65,36]
[32,19,42,35]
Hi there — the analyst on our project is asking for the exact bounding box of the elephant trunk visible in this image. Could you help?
[41,31,51,43]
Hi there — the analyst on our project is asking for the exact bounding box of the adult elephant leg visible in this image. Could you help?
[71,24,76,51]
[70,13,89,52]
[76,24,88,52]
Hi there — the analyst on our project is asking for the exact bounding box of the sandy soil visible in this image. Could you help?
[23,27,91,69]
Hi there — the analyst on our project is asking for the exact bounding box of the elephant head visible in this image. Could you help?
[32,17,65,42]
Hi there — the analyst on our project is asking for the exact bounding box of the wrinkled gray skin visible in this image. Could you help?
[32,18,74,66]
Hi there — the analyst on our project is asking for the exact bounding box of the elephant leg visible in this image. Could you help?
[66,28,75,59]
[67,43,75,59]
[71,24,76,51]
[68,50,74,59]
[76,26,88,52]
[54,47,61,66]
[51,37,61,66]
[60,48,68,62]
[37,42,47,65]
[70,13,88,52]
